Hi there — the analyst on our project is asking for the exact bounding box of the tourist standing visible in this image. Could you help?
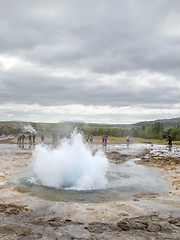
[52,132,57,147]
[85,134,89,143]
[33,133,36,145]
[90,135,93,143]
[104,135,108,146]
[168,135,172,151]
[127,135,130,147]
[19,135,22,146]
[29,134,32,148]
[168,135,172,146]
[21,134,25,148]
[41,133,45,144]
[102,135,105,144]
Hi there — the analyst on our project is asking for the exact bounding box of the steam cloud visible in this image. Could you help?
[32,130,109,190]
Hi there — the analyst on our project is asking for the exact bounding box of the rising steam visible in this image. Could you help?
[32,130,109,190]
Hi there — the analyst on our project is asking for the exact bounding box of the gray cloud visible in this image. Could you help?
[0,0,180,123]
[1,68,179,108]
[3,1,180,67]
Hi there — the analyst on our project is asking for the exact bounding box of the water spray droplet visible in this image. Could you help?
[32,130,109,190]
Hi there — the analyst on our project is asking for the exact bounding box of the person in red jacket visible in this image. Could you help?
[102,134,105,144]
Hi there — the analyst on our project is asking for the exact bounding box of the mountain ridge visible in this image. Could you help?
[0,117,180,128]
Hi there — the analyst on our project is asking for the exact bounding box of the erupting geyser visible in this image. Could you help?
[32,130,109,190]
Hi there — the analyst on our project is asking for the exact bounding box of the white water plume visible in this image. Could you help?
[32,130,109,190]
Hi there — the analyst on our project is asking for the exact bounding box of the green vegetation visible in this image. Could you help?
[0,119,180,144]
[0,122,24,135]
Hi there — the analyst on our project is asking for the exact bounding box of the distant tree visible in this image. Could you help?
[170,127,180,141]
[150,122,164,139]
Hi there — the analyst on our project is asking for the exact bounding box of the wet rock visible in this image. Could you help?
[18,233,42,240]
[106,148,150,164]
[31,216,83,228]
[117,215,180,233]
[0,225,32,237]
[0,203,28,216]
[168,218,180,228]
[106,152,130,164]
[139,155,180,168]
[85,222,117,233]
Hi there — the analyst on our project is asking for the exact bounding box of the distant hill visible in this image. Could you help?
[0,117,180,129]
[132,117,180,128]
[59,120,86,124]
[57,117,180,129]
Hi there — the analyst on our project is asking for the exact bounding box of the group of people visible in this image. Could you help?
[102,134,130,147]
[85,134,93,143]
[17,132,173,150]
[126,135,173,149]
[102,134,108,145]
[17,133,36,148]
[17,133,45,148]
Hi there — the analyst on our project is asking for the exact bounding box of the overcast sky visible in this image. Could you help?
[1,0,180,124]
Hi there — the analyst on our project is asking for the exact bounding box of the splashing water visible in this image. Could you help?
[32,130,109,190]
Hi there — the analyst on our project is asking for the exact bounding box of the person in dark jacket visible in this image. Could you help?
[33,133,36,145]
[41,134,45,144]
[21,134,25,148]
[168,135,172,146]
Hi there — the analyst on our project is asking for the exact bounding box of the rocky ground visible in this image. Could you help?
[0,140,179,239]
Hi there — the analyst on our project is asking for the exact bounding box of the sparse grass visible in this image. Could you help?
[93,136,180,145]
[173,140,180,145]
[131,138,180,145]
[94,136,124,141]
[130,137,167,144]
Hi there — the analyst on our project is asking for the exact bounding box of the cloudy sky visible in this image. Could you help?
[1,0,180,124]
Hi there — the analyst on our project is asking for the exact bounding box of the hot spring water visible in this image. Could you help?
[32,130,108,190]
[14,131,169,202]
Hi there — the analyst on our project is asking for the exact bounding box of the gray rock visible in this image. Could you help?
[117,216,180,233]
